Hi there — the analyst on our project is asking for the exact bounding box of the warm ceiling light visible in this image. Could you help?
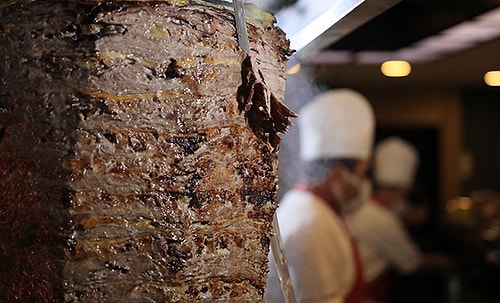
[287,63,301,75]
[380,60,412,77]
[484,70,500,86]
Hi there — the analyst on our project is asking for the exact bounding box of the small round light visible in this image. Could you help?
[484,71,500,86]
[457,196,471,210]
[381,60,412,77]
[287,63,301,75]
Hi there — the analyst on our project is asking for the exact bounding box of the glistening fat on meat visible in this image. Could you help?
[0,0,294,302]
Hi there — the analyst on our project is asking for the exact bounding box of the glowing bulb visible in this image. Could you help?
[457,197,471,210]
[484,70,500,86]
[381,60,412,77]
[287,63,301,75]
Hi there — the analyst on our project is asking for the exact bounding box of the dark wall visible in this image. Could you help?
[463,90,500,193]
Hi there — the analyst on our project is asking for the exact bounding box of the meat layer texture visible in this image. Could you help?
[0,1,294,302]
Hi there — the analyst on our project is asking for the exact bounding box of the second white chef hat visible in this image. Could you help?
[299,88,375,161]
[374,136,419,187]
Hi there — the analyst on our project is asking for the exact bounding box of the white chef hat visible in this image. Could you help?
[374,136,419,187]
[298,88,375,161]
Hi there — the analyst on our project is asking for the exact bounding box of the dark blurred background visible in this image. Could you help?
[249,0,500,302]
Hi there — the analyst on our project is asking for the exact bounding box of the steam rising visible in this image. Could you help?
[278,66,327,199]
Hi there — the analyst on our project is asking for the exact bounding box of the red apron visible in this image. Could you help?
[366,269,394,302]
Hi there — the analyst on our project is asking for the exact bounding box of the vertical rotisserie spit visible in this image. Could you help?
[0,1,294,301]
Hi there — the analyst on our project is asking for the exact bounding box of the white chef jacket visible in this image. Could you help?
[344,199,422,283]
[265,189,356,303]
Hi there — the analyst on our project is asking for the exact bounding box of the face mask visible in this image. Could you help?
[332,167,363,214]
[390,198,407,217]
[342,167,362,189]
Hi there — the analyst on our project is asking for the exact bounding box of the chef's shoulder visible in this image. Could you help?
[277,189,346,235]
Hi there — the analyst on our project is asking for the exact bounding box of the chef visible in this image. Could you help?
[344,137,423,302]
[266,88,374,303]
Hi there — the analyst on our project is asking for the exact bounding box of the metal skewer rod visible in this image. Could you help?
[271,214,297,303]
[232,0,250,53]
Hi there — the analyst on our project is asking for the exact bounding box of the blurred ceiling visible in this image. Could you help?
[252,0,500,90]
[328,0,500,52]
